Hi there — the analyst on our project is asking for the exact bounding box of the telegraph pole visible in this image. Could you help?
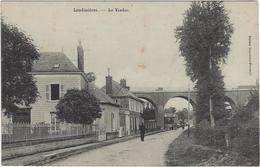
[187,84,190,136]
[249,36,252,76]
[209,46,215,127]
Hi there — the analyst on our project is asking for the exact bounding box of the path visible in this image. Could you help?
[49,128,184,166]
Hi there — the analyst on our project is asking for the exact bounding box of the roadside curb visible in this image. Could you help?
[2,134,97,149]
[2,137,98,161]
[3,130,164,166]
[33,130,164,166]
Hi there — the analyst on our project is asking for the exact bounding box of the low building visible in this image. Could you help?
[90,86,120,140]
[102,74,144,136]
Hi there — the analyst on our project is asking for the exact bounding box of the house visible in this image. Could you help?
[29,51,88,128]
[89,86,120,140]
[1,50,89,126]
[27,42,120,135]
[102,74,144,136]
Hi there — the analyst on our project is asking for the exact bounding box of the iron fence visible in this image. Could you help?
[2,123,98,143]
[145,120,157,130]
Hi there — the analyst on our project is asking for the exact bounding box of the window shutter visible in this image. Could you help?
[60,84,64,98]
[46,85,49,100]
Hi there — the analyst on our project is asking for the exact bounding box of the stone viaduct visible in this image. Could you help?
[133,89,254,129]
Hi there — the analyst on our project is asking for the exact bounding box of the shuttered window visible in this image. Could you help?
[60,84,65,98]
[46,84,64,100]
[51,84,60,100]
[46,85,49,100]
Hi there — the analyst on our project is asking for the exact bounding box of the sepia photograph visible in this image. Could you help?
[1,0,259,166]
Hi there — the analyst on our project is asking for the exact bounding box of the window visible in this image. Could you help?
[51,84,60,100]
[128,99,131,110]
[46,84,64,100]
[130,117,132,130]
[111,113,114,130]
[120,114,125,126]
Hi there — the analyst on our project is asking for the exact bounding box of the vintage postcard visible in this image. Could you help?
[1,0,259,166]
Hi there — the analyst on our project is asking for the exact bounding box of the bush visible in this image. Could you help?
[195,126,226,147]
[229,127,259,165]
[197,119,210,129]
[227,85,259,164]
[56,89,102,124]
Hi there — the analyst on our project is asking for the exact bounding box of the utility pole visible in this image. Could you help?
[209,46,215,127]
[249,36,252,76]
[187,84,190,136]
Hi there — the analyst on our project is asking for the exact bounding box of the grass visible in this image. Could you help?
[165,128,255,166]
[165,128,215,166]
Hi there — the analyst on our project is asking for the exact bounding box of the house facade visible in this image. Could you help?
[29,51,89,130]
[4,42,121,138]
[90,85,120,140]
[102,75,144,136]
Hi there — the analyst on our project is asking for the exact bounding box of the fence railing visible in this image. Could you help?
[145,120,157,131]
[2,123,98,144]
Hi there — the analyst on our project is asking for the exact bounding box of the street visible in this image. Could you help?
[49,129,184,166]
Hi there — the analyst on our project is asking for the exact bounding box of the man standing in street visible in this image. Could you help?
[139,123,145,141]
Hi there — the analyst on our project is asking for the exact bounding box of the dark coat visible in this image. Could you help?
[140,125,145,134]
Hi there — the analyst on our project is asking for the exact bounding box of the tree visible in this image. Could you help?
[165,107,177,114]
[164,107,177,117]
[232,83,259,124]
[143,105,156,120]
[164,107,177,124]
[177,108,188,122]
[1,20,40,115]
[56,89,102,124]
[175,2,233,126]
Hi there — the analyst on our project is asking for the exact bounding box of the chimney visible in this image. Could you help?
[120,79,130,90]
[120,79,127,88]
[77,40,84,72]
[106,68,112,95]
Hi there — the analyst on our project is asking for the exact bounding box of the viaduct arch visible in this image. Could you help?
[133,89,253,129]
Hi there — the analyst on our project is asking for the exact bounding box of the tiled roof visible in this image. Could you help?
[89,85,119,106]
[101,80,143,102]
[32,52,80,72]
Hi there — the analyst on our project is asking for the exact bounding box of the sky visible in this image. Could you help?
[164,97,193,111]
[2,1,259,94]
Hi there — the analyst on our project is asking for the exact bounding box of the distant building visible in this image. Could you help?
[237,85,257,90]
[102,75,144,136]
[155,87,164,91]
[164,109,177,130]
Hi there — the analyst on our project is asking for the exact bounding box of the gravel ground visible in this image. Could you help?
[48,129,185,166]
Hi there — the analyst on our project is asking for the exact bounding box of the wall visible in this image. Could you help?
[30,74,83,124]
[125,110,130,135]
[129,98,144,113]
[80,75,89,89]
[130,111,141,135]
[116,98,129,109]
[95,103,120,134]
[114,97,144,135]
